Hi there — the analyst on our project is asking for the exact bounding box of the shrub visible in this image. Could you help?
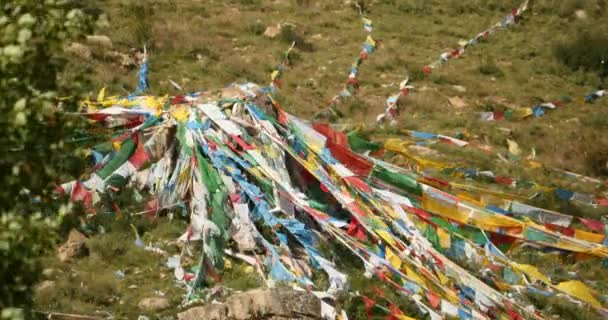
[0,214,57,316]
[554,31,608,80]
[478,61,505,78]
[0,0,92,317]
[279,25,314,52]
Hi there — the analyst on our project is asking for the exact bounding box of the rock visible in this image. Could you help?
[448,96,468,108]
[179,304,227,320]
[451,85,467,93]
[177,288,321,320]
[42,268,57,278]
[106,50,137,69]
[86,35,113,49]
[35,280,56,297]
[575,10,587,19]
[311,33,323,40]
[263,24,282,38]
[57,229,89,262]
[138,297,171,312]
[65,42,91,60]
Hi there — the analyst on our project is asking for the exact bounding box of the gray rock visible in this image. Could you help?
[451,85,467,93]
[575,10,587,19]
[86,35,113,49]
[57,229,89,262]
[177,288,321,320]
[178,304,227,320]
[138,297,171,312]
[448,96,468,108]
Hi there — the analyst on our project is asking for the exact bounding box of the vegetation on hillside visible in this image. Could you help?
[1,0,607,318]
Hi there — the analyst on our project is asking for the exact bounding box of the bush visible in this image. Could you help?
[1,1,92,317]
[0,214,57,316]
[279,25,314,52]
[478,61,505,78]
[554,31,608,80]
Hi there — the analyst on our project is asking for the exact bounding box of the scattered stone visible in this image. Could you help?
[177,288,321,320]
[575,10,587,19]
[35,280,56,297]
[86,35,113,49]
[498,127,512,135]
[263,24,282,38]
[42,268,57,279]
[107,51,137,69]
[138,297,171,312]
[448,96,468,108]
[65,42,91,60]
[452,85,467,93]
[57,229,89,262]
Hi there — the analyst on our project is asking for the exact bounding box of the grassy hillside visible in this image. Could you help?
[37,0,608,318]
[69,0,608,177]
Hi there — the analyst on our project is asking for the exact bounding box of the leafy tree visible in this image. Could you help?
[1,1,93,318]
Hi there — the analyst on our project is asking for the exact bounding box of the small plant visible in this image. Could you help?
[280,25,314,52]
[245,22,265,36]
[125,1,155,47]
[554,31,608,80]
[478,60,505,78]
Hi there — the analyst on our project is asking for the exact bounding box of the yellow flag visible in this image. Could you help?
[386,247,402,269]
[365,35,376,48]
[574,229,605,244]
[512,263,549,283]
[437,271,449,285]
[171,105,189,122]
[556,280,601,308]
[506,139,521,156]
[437,228,451,249]
[271,70,279,81]
[375,229,396,247]
[405,266,425,286]
[97,87,106,102]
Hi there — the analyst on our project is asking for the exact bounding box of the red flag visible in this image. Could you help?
[326,140,374,177]
[344,176,372,193]
[595,197,608,208]
[495,176,514,185]
[361,295,376,318]
[387,304,405,320]
[129,144,149,169]
[544,223,575,237]
[579,218,605,233]
[312,123,349,147]
[493,111,505,121]
[347,217,367,241]
[373,287,387,299]
[426,291,441,309]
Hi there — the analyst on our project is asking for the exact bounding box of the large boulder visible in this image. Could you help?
[178,288,322,320]
[57,229,89,262]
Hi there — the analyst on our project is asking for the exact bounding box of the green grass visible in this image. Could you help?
[49,0,608,317]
